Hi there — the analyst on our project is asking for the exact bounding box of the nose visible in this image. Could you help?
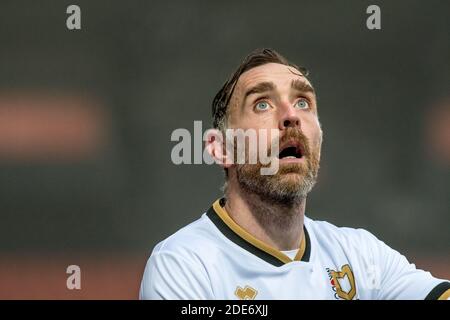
[279,105,301,130]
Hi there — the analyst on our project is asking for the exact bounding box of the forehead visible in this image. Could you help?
[236,62,310,92]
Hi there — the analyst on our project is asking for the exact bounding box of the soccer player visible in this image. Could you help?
[140,48,449,300]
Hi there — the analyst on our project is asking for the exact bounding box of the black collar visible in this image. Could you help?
[207,198,311,267]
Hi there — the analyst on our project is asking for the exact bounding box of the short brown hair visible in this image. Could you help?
[211,48,309,129]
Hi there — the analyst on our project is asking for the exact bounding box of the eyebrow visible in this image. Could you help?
[244,81,276,100]
[244,79,315,103]
[291,79,315,95]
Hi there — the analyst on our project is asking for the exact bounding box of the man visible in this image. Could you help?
[140,48,449,300]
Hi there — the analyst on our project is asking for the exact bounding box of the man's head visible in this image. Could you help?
[207,48,323,205]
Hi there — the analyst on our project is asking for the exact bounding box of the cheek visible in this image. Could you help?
[314,127,323,156]
[239,111,277,131]
[252,129,280,157]
[303,117,322,147]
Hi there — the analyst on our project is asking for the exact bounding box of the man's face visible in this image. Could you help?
[226,62,323,204]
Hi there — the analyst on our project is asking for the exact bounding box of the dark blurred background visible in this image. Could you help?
[0,0,448,298]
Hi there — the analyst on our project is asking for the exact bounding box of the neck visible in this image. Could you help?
[224,180,306,251]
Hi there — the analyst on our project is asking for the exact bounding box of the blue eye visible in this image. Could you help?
[255,101,270,111]
[295,99,309,109]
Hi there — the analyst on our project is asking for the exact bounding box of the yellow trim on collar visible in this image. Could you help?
[438,289,450,300]
[212,199,306,264]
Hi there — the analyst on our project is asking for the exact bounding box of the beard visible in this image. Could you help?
[235,128,321,206]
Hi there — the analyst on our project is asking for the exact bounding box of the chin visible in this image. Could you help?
[273,173,304,189]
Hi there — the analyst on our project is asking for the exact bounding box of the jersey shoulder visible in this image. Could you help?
[305,216,381,243]
[150,212,221,261]
[304,216,383,259]
[140,212,218,299]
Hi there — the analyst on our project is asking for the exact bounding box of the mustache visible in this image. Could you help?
[271,128,311,158]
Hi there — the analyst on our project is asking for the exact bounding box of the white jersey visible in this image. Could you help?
[140,198,450,300]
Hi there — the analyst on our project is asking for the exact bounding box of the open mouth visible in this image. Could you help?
[278,142,303,159]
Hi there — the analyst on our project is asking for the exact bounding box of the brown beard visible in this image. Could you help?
[235,128,321,206]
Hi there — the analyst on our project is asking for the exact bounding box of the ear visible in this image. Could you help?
[205,129,233,169]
